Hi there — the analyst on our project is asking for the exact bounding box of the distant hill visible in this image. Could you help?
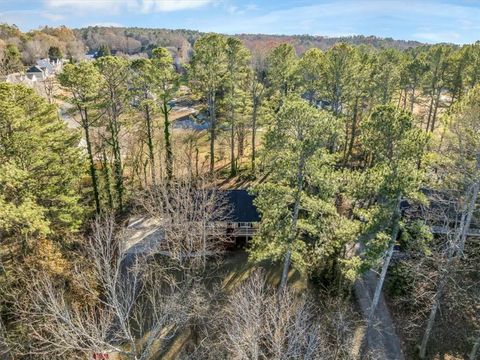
[74,26,424,59]
[237,33,423,52]
[0,23,425,66]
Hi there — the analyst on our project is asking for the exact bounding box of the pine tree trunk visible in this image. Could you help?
[459,180,480,255]
[230,104,236,177]
[209,93,216,175]
[237,124,245,159]
[425,93,435,132]
[410,87,416,113]
[83,110,101,214]
[110,115,123,211]
[163,98,173,181]
[144,103,156,185]
[344,97,358,165]
[279,155,305,292]
[102,147,113,209]
[429,88,442,132]
[195,147,199,178]
[279,248,292,292]
[469,332,480,360]
[367,197,401,323]
[251,97,258,173]
[419,271,445,359]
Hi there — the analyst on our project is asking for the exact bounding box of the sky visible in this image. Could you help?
[0,0,479,44]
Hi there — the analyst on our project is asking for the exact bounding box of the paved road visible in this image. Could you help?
[354,270,405,360]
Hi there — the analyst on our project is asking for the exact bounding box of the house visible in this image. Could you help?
[224,189,260,244]
[26,66,46,81]
[25,59,62,82]
[124,189,260,255]
[0,72,35,86]
[36,58,62,75]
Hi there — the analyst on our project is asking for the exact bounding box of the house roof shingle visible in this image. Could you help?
[223,189,260,223]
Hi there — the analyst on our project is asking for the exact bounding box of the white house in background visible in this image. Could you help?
[0,72,35,87]
[36,58,62,74]
[26,66,47,81]
[25,59,63,82]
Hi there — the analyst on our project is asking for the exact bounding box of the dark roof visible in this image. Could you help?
[223,189,260,223]
[26,66,44,73]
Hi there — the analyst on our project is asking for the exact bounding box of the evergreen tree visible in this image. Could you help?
[189,34,228,174]
[0,44,23,76]
[322,43,356,116]
[58,61,103,213]
[265,43,299,110]
[130,58,158,184]
[152,47,179,180]
[96,56,130,211]
[48,46,62,61]
[249,97,345,291]
[358,105,428,330]
[96,43,111,58]
[423,45,452,132]
[297,47,325,105]
[224,37,251,177]
[0,83,84,244]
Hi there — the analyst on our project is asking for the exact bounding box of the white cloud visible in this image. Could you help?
[41,12,66,21]
[139,0,215,13]
[44,0,119,11]
[0,9,67,29]
[44,0,215,13]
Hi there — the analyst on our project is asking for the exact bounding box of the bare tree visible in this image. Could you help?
[419,87,480,358]
[216,270,328,360]
[0,317,10,360]
[220,270,267,359]
[138,178,232,271]
[42,76,56,104]
[11,215,190,360]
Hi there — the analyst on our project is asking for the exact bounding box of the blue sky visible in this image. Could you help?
[1,0,479,44]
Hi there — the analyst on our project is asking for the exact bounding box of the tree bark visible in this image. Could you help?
[410,87,416,113]
[109,114,123,211]
[102,147,113,209]
[344,97,358,165]
[106,88,124,211]
[425,94,435,132]
[279,248,292,293]
[144,103,156,185]
[279,155,305,292]
[469,332,480,360]
[230,102,236,177]
[458,178,480,255]
[419,161,479,358]
[251,97,258,173]
[209,92,216,175]
[367,197,401,323]
[83,110,101,214]
[429,88,442,132]
[163,97,173,181]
